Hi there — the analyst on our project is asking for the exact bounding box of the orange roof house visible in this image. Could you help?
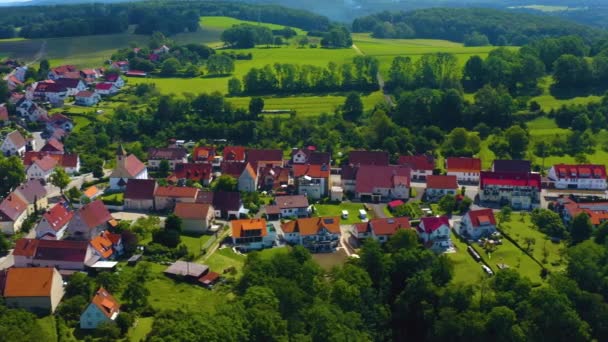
[80,287,120,329]
[2,267,65,314]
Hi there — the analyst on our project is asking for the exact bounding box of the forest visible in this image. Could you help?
[0,1,330,39]
[352,7,605,45]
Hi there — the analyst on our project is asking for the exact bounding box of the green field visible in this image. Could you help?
[201,16,306,36]
[499,213,566,272]
[530,77,601,111]
[448,232,486,285]
[205,247,247,275]
[180,234,212,257]
[313,202,374,224]
[128,317,154,342]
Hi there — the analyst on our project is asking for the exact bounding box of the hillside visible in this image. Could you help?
[352,7,605,45]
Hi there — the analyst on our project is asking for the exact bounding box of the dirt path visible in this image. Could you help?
[351,44,395,107]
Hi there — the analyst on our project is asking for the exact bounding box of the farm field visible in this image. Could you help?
[499,213,566,272]
[201,16,306,35]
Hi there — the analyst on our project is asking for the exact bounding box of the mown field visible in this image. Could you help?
[201,16,306,36]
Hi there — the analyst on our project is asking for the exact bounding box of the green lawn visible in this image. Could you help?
[180,234,212,257]
[128,317,154,342]
[313,202,374,224]
[448,232,486,285]
[201,16,306,36]
[471,234,544,285]
[499,213,567,272]
[100,192,124,204]
[37,316,58,342]
[530,76,601,111]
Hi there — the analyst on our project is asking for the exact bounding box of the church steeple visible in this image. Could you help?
[116,144,127,157]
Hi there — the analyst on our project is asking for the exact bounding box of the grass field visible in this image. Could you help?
[128,317,154,342]
[201,16,306,36]
[180,234,212,257]
[205,247,247,275]
[499,213,566,272]
[448,232,486,285]
[530,77,601,111]
[313,202,374,224]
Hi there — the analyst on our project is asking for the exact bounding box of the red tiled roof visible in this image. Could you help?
[426,175,458,189]
[281,216,341,236]
[388,200,405,208]
[75,90,96,98]
[0,194,27,221]
[349,150,389,166]
[33,155,58,172]
[552,164,606,179]
[42,202,73,232]
[274,195,309,209]
[52,65,78,74]
[231,218,267,238]
[446,157,481,172]
[33,239,89,262]
[91,287,120,319]
[121,154,146,177]
[398,155,435,170]
[492,160,531,174]
[13,238,39,257]
[355,165,411,193]
[4,268,56,297]
[193,146,216,162]
[198,271,220,285]
[0,106,8,121]
[480,171,541,190]
[293,164,330,179]
[95,83,114,91]
[78,200,113,229]
[246,148,284,167]
[54,78,82,89]
[210,191,241,212]
[341,165,357,181]
[466,209,496,228]
[369,217,411,236]
[169,163,212,182]
[174,202,212,220]
[35,82,66,93]
[23,152,79,168]
[124,179,157,200]
[419,216,450,233]
[222,146,246,162]
[90,235,113,259]
[154,186,199,198]
[147,147,187,160]
[220,161,246,178]
[40,139,64,153]
[14,179,47,204]
[6,130,26,149]
[105,74,120,82]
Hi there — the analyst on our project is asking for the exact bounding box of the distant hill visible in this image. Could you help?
[352,7,605,45]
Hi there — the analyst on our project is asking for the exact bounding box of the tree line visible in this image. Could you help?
[352,7,605,46]
[232,56,379,95]
[0,1,330,39]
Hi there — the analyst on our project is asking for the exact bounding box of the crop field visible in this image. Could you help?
[201,16,306,35]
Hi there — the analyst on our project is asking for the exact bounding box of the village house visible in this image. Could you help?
[174,202,215,234]
[492,159,532,174]
[124,179,157,211]
[553,196,608,227]
[163,261,220,288]
[340,164,358,193]
[417,216,452,252]
[1,130,27,156]
[398,155,435,181]
[425,175,458,202]
[246,148,284,169]
[23,152,80,175]
[48,65,78,80]
[222,146,246,162]
[446,157,482,184]
[6,74,23,90]
[40,139,64,154]
[111,60,129,72]
[35,202,73,240]
[265,195,310,219]
[459,209,497,240]
[33,82,67,103]
[348,150,389,166]
[45,113,74,132]
[109,145,148,190]
[75,91,101,107]
[80,288,120,329]
[293,163,330,200]
[15,98,48,122]
[154,186,199,210]
[258,165,291,192]
[13,179,48,214]
[192,146,217,164]
[13,238,93,270]
[353,217,411,243]
[196,191,245,219]
[354,165,410,202]
[153,45,170,55]
[66,200,114,240]
[95,82,119,96]
[479,171,541,210]
[168,163,213,186]
[147,147,188,170]
[0,193,28,234]
[548,164,607,190]
[26,155,57,180]
[231,218,276,251]
[1,267,64,314]
[104,73,125,88]
[0,105,9,126]
[238,163,257,192]
[80,69,101,83]
[291,147,331,165]
[281,216,341,252]
[89,234,115,260]
[54,78,86,96]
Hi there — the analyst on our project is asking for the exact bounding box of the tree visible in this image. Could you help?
[553,54,592,88]
[122,279,149,311]
[49,167,71,194]
[498,206,512,223]
[158,160,170,178]
[66,272,93,298]
[0,79,8,103]
[534,140,551,170]
[228,77,243,95]
[56,296,88,322]
[115,312,134,335]
[212,175,238,192]
[0,234,9,257]
[165,213,182,233]
[0,155,26,195]
[96,272,121,293]
[207,54,235,75]
[504,125,529,159]
[185,64,201,77]
[342,92,364,121]
[570,212,593,244]
[249,97,264,118]
[594,221,608,244]
[462,55,485,91]
[438,194,456,215]
[160,58,180,75]
[95,321,121,340]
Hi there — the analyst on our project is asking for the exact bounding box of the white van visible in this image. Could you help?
[359,209,367,220]
[341,210,349,219]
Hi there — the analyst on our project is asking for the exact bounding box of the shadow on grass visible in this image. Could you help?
[550,84,608,100]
